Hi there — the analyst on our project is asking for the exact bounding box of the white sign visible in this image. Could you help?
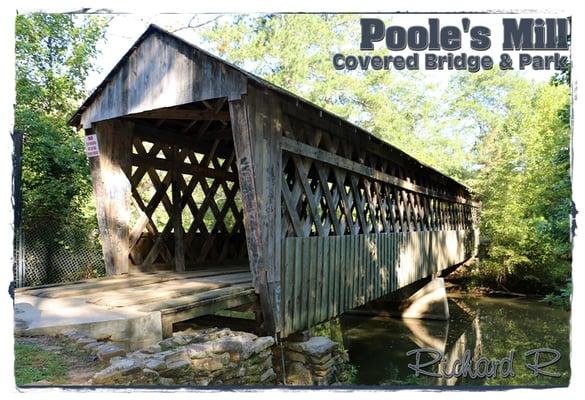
[84,134,100,158]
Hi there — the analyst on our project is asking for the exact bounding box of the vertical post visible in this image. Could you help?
[12,129,25,287]
[229,96,280,333]
[172,145,185,273]
[87,120,133,275]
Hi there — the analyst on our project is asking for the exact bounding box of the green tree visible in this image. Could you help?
[202,14,471,180]
[15,14,108,282]
[447,70,571,292]
[16,14,107,225]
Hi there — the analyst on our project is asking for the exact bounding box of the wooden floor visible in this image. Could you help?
[16,265,256,337]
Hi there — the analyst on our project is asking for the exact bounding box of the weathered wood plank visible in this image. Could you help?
[376,233,381,299]
[343,235,349,310]
[330,236,336,318]
[284,238,294,335]
[363,235,369,302]
[321,235,330,322]
[390,233,395,292]
[370,234,376,301]
[308,238,317,327]
[346,235,352,310]
[337,235,344,314]
[131,154,236,181]
[338,236,344,313]
[316,165,342,235]
[385,233,391,295]
[356,235,365,305]
[346,235,351,311]
[301,237,310,330]
[382,234,387,294]
[87,273,252,307]
[89,120,133,275]
[160,290,257,338]
[329,236,336,322]
[365,234,370,303]
[281,175,304,236]
[229,97,275,333]
[317,236,325,324]
[143,282,254,313]
[172,145,186,273]
[386,234,391,293]
[351,233,357,309]
[132,121,233,151]
[293,238,303,332]
[259,89,284,333]
[331,236,339,315]
[129,108,230,121]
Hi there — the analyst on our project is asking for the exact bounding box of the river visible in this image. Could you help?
[339,294,571,386]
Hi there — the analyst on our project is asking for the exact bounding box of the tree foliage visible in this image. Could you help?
[447,70,571,292]
[15,14,107,229]
[202,14,571,293]
[204,14,473,180]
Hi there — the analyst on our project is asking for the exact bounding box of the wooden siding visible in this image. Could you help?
[78,30,247,128]
[280,229,477,336]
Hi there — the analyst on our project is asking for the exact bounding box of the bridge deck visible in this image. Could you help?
[15,266,256,346]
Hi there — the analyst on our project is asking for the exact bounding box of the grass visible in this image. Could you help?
[14,343,68,385]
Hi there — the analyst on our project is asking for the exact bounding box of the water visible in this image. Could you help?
[339,294,571,386]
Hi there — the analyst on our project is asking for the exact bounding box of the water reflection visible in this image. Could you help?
[339,294,570,386]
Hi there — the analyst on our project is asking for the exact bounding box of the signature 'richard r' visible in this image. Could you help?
[406,348,561,379]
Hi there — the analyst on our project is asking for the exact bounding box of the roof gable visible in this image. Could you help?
[71,25,248,128]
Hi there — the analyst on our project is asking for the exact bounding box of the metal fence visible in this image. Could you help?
[14,222,105,287]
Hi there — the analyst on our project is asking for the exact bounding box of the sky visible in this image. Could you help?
[85,13,565,95]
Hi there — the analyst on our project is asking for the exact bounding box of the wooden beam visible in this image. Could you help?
[281,137,480,207]
[160,290,257,338]
[172,146,186,273]
[130,120,233,147]
[229,95,280,334]
[128,109,230,121]
[87,120,133,275]
[131,154,237,181]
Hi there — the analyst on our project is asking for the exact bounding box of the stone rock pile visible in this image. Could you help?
[62,331,128,362]
[273,336,350,385]
[63,328,276,385]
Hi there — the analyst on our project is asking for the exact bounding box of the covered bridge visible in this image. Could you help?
[69,25,480,338]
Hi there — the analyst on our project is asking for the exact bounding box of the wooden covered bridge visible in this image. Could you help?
[68,25,480,339]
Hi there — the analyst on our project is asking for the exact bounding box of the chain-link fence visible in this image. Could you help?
[14,221,105,287]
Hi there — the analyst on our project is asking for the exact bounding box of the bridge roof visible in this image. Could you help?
[70,24,472,194]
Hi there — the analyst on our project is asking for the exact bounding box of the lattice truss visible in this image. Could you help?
[281,117,476,238]
[126,100,247,268]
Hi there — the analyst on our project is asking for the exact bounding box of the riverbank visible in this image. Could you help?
[442,259,571,310]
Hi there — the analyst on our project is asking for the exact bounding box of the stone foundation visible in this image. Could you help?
[60,327,276,385]
[273,336,350,385]
[54,329,351,386]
